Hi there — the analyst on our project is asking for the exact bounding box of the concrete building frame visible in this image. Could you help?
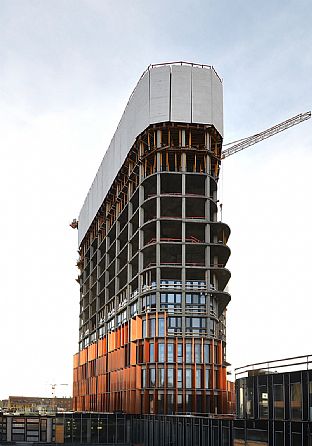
[73,63,232,415]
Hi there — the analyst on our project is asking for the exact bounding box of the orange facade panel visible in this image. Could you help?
[88,343,97,361]
[79,348,87,365]
[130,342,136,366]
[74,334,232,414]
[130,316,142,342]
[73,353,79,368]
[97,338,106,357]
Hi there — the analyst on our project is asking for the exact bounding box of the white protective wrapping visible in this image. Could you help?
[78,63,223,244]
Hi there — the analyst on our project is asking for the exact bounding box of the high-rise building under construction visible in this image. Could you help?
[73,62,231,415]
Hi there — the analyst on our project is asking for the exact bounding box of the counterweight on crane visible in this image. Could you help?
[221,111,311,159]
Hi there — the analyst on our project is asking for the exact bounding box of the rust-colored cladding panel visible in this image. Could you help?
[73,335,233,414]
[73,369,78,382]
[73,353,79,368]
[130,342,136,366]
[88,343,97,361]
[79,348,87,365]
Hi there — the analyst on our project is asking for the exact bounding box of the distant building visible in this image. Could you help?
[1,396,72,414]
[73,62,232,415]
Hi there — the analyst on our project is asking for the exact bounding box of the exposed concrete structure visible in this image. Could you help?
[73,62,231,415]
[78,63,223,245]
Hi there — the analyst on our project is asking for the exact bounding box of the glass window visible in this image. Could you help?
[309,381,312,420]
[168,293,175,303]
[186,317,206,332]
[142,294,156,310]
[177,393,183,412]
[177,343,183,363]
[158,318,165,337]
[130,301,137,316]
[275,431,284,446]
[167,343,174,363]
[142,320,146,338]
[177,368,183,388]
[149,318,156,337]
[291,433,302,446]
[195,344,201,363]
[186,294,192,304]
[186,293,206,306]
[167,368,174,387]
[205,369,210,389]
[168,317,182,334]
[158,392,165,413]
[204,344,210,363]
[246,379,254,418]
[150,367,156,387]
[149,342,154,362]
[196,369,201,389]
[258,384,268,419]
[167,393,174,415]
[137,344,144,363]
[186,344,192,363]
[290,382,302,420]
[158,368,165,387]
[214,345,219,363]
[186,369,192,388]
[193,318,200,327]
[274,384,284,420]
[214,370,218,387]
[160,293,182,312]
[158,343,165,362]
[209,319,215,336]
[185,393,192,412]
[142,369,146,388]
[158,393,164,414]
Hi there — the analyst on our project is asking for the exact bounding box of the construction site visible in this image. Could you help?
[72,62,310,418]
[2,62,309,445]
[64,60,312,445]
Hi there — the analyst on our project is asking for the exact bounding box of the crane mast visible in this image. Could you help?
[221,111,311,159]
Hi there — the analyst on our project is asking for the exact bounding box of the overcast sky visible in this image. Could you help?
[0,0,311,398]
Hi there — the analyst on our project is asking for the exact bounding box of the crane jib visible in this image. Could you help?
[221,111,311,159]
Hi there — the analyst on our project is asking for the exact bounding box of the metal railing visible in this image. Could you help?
[235,354,312,379]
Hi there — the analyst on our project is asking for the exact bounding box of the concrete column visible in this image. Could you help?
[156,172,161,292]
[181,172,186,290]
[6,416,12,442]
[47,418,53,443]
[127,201,132,303]
[115,220,120,296]
[138,183,144,289]
[156,129,162,148]
[181,129,186,147]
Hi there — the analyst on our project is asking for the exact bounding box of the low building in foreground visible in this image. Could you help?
[235,354,312,445]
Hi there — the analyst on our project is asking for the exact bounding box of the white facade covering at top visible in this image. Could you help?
[78,62,223,245]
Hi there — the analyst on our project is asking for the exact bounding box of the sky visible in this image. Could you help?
[0,0,311,398]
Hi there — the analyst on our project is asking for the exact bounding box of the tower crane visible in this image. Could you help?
[221,111,311,159]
